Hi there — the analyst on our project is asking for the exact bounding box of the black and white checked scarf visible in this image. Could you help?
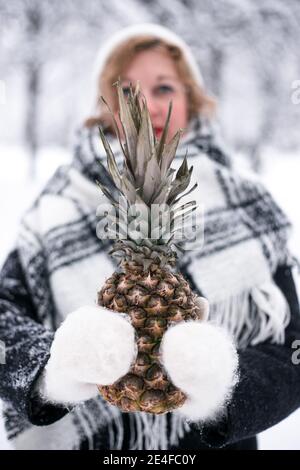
[7,114,293,449]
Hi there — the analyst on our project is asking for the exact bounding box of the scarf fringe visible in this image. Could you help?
[209,281,291,349]
[99,405,191,450]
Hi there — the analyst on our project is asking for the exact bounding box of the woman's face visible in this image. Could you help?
[115,48,189,141]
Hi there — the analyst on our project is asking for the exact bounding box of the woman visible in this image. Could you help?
[0,23,300,450]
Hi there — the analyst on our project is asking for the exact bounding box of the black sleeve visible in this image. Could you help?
[0,249,69,426]
[198,264,300,447]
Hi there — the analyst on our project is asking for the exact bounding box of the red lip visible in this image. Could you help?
[154,127,163,137]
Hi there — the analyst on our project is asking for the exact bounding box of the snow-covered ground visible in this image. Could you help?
[0,146,299,450]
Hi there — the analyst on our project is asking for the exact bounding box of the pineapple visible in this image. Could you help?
[96,81,208,414]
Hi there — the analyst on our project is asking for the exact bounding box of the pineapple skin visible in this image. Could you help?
[97,265,204,414]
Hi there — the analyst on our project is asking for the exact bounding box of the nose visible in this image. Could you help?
[140,90,160,119]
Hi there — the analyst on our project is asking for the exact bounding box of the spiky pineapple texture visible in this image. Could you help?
[96,81,206,414]
[98,267,207,413]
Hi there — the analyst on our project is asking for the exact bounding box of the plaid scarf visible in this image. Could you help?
[6,114,292,449]
[72,114,292,345]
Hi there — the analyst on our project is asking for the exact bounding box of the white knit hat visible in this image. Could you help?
[91,23,204,111]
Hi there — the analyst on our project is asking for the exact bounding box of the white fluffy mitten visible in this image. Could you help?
[161,321,239,423]
[39,306,137,404]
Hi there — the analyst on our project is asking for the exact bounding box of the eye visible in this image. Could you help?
[155,84,174,95]
[121,86,131,97]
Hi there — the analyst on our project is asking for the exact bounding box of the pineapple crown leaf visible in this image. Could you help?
[95,179,119,206]
[155,100,172,165]
[98,125,123,191]
[99,96,128,161]
[115,79,139,166]
[172,182,198,206]
[96,80,199,252]
[99,96,135,184]
[159,128,182,177]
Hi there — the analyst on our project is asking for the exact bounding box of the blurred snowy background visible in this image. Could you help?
[0,0,300,450]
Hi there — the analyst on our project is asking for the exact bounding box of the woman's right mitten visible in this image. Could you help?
[38,305,137,404]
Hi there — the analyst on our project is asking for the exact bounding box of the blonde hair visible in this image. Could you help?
[84,36,216,130]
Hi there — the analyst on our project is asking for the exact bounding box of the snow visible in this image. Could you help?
[261,149,300,269]
[0,145,300,449]
[257,150,300,450]
[0,146,71,268]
